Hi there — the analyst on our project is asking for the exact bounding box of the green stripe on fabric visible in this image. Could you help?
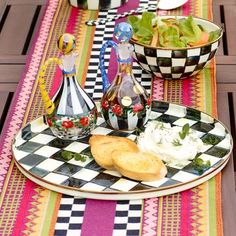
[77,11,98,84]
[41,192,58,235]
[208,177,217,236]
[204,68,213,115]
[201,0,209,19]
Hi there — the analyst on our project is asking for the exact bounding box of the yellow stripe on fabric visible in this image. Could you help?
[40,191,61,236]
[0,161,14,208]
[198,182,209,235]
[208,176,223,236]
[215,174,223,236]
[76,10,98,86]
[208,178,216,236]
[163,195,181,236]
[139,200,144,236]
[157,197,163,236]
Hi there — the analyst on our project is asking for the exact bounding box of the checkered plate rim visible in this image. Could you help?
[12,101,233,200]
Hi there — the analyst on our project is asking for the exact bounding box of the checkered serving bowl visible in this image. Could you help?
[130,16,223,80]
[69,0,128,10]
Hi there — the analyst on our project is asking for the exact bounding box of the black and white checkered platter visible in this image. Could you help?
[12,101,233,200]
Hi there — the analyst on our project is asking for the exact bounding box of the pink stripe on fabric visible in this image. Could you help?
[107,0,140,83]
[11,180,38,236]
[50,7,80,97]
[142,198,159,236]
[182,79,192,107]
[180,190,192,236]
[182,0,191,16]
[152,77,164,100]
[81,199,117,236]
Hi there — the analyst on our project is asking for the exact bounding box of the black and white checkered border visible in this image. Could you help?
[131,35,220,80]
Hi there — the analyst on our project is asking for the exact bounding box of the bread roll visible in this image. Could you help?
[112,151,167,181]
[89,135,139,170]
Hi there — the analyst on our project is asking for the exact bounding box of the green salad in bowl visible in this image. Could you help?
[127,13,223,80]
[127,12,221,48]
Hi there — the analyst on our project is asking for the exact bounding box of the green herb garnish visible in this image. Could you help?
[155,122,164,130]
[192,157,211,174]
[75,153,87,162]
[202,134,221,145]
[172,139,182,146]
[134,127,145,136]
[61,150,88,162]
[179,123,190,140]
[61,150,74,161]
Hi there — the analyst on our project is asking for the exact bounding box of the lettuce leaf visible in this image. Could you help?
[127,15,139,32]
[208,29,221,42]
[127,12,155,45]
[179,16,202,43]
[127,14,219,48]
[159,25,186,48]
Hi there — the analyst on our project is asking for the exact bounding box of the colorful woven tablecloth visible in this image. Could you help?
[0,0,223,235]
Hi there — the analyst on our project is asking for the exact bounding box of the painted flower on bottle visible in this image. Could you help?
[101,100,109,110]
[47,118,53,127]
[112,104,123,116]
[62,120,74,129]
[79,117,89,127]
[133,104,144,113]
[147,98,152,107]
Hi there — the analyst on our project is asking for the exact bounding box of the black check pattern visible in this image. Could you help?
[131,38,220,80]
[112,200,143,236]
[13,101,231,194]
[54,197,86,236]
[69,0,128,11]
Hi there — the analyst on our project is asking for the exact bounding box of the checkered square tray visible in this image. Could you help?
[12,101,233,200]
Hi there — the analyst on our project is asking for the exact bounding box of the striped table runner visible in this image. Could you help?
[0,0,223,235]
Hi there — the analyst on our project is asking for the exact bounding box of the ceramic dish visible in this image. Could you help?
[12,101,232,200]
[131,16,223,80]
[68,0,128,10]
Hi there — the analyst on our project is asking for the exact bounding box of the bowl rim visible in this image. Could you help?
[129,15,223,51]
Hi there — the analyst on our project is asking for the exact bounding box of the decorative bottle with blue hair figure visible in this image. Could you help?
[99,22,151,131]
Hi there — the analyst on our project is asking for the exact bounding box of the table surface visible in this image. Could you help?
[0,0,236,235]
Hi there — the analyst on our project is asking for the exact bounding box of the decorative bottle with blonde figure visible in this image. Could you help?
[99,22,151,130]
[38,33,97,140]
